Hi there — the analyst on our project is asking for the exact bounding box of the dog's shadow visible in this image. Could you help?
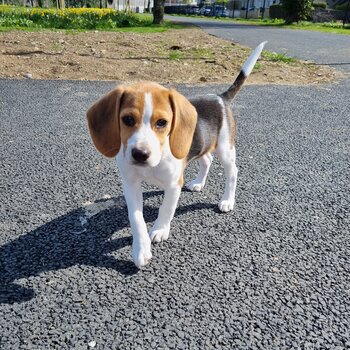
[0,191,215,304]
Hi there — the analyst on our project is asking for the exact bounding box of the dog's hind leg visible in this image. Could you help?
[216,145,238,213]
[186,153,213,192]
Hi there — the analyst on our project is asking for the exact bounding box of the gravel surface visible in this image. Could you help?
[1,28,336,85]
[1,77,349,349]
[169,16,350,72]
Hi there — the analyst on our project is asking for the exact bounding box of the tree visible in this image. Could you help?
[282,0,313,24]
[153,0,165,25]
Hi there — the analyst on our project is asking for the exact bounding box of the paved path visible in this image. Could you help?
[1,76,349,349]
[1,19,350,350]
[169,15,350,71]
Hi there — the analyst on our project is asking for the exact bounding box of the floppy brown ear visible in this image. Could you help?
[169,89,197,159]
[86,87,124,158]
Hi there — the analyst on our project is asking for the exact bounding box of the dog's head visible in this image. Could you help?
[87,82,197,167]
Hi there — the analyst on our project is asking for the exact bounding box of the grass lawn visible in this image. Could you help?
[0,6,184,32]
[0,24,185,33]
[235,18,350,35]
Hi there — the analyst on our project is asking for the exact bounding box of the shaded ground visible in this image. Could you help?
[0,27,340,84]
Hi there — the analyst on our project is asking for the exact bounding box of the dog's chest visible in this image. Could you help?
[130,154,182,188]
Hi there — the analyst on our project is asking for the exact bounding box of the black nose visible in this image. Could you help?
[132,148,150,163]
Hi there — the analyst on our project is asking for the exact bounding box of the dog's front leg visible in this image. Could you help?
[122,178,152,268]
[149,184,181,243]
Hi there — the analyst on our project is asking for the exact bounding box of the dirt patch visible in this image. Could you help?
[0,27,340,85]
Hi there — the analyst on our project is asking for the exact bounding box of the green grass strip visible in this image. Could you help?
[0,5,183,31]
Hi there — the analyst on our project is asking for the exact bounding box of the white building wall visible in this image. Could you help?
[241,0,280,7]
[107,0,154,13]
[165,1,197,5]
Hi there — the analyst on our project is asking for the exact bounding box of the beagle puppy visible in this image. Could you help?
[87,42,266,268]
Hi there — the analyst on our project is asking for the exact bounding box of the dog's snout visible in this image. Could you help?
[132,147,150,163]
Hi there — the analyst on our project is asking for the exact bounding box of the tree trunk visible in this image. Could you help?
[344,0,350,27]
[261,0,266,19]
[153,0,165,25]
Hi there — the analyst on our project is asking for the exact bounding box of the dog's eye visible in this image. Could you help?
[122,116,136,127]
[156,119,167,129]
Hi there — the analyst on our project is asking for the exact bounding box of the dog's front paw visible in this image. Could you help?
[186,179,205,192]
[132,239,152,268]
[218,199,234,213]
[149,225,170,243]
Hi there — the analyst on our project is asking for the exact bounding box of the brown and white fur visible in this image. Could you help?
[87,42,267,267]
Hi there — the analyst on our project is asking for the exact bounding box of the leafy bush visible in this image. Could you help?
[315,4,326,9]
[335,3,350,11]
[312,2,326,10]
[0,5,152,29]
[282,0,314,23]
[0,15,35,27]
[320,21,346,28]
[269,4,286,19]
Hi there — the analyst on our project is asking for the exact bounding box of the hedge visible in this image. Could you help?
[0,5,151,29]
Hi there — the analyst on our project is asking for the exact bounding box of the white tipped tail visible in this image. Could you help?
[221,41,267,102]
[242,41,268,76]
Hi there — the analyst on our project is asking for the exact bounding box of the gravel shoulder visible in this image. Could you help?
[0,27,340,84]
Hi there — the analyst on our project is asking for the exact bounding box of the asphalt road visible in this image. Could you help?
[1,23,350,350]
[169,15,350,71]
